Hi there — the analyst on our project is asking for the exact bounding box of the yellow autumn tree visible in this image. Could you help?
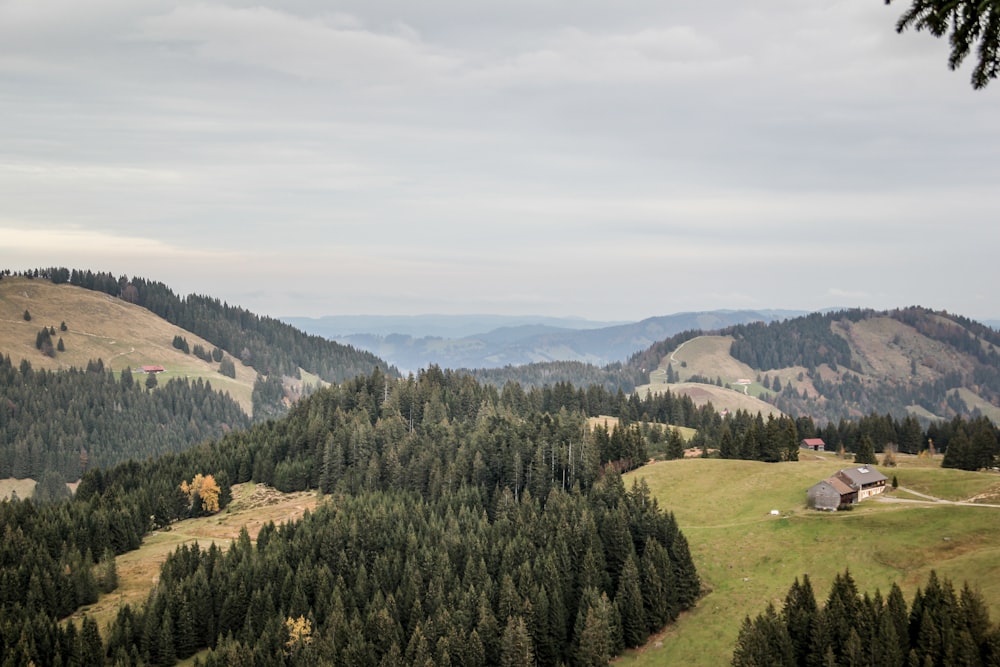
[180,473,221,514]
[285,616,312,652]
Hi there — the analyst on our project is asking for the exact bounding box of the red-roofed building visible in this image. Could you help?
[141,365,165,374]
[800,438,826,451]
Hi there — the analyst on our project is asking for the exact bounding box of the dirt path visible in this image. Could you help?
[878,487,1000,509]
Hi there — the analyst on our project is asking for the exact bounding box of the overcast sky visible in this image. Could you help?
[2,0,998,323]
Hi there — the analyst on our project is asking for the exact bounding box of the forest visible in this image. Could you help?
[0,355,249,481]
[733,570,1000,666]
[723,307,1000,423]
[0,367,700,666]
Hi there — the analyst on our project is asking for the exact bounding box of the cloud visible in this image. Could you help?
[0,225,242,261]
[134,5,459,85]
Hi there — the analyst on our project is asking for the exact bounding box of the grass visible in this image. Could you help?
[891,466,1000,502]
[617,457,1000,666]
[0,277,257,414]
[67,483,319,633]
[0,477,37,500]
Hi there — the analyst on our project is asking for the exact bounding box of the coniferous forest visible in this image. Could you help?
[733,570,1000,667]
[0,367,700,666]
[0,355,249,481]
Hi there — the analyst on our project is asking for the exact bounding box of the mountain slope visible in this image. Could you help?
[629,307,1000,423]
[304,309,803,372]
[0,275,259,412]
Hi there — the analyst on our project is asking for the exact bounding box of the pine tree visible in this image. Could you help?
[499,615,534,667]
[733,604,794,667]
[573,592,612,667]
[854,436,878,465]
[81,616,104,667]
[616,554,647,648]
[783,575,818,664]
[719,425,737,459]
[666,428,685,460]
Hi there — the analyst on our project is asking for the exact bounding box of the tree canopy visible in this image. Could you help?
[887,0,1000,89]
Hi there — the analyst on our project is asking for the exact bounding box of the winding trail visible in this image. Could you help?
[878,486,1000,509]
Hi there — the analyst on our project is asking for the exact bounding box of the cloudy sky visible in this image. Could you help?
[2,0,998,323]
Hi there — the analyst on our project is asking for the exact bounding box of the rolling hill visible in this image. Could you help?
[619,455,1000,666]
[287,310,803,373]
[628,307,1000,424]
[0,275,260,412]
[0,271,396,417]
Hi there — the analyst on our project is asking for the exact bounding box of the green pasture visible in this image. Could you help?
[619,458,1000,666]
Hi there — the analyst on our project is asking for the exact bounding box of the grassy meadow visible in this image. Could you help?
[0,277,258,413]
[618,455,1000,666]
[68,483,318,633]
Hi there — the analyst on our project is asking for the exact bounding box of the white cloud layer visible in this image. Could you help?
[1,0,998,322]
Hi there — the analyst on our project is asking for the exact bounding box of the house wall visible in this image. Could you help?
[858,482,886,500]
[807,483,840,511]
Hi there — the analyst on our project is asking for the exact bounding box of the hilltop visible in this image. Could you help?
[0,276,259,412]
[0,270,395,417]
[628,308,1000,423]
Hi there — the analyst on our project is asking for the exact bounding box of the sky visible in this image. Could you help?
[2,0,999,323]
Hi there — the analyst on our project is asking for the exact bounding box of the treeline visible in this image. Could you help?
[0,355,249,481]
[773,367,991,425]
[465,360,644,393]
[0,367,700,665]
[795,411,999,469]
[727,311,858,372]
[104,478,697,666]
[19,267,396,386]
[733,570,1000,666]
[724,307,1000,423]
[715,412,801,462]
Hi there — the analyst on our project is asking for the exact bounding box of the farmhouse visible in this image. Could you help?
[807,466,888,511]
[835,466,888,501]
[800,438,826,451]
[807,477,857,511]
[140,365,165,374]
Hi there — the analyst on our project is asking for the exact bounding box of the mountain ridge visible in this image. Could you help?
[289,309,807,372]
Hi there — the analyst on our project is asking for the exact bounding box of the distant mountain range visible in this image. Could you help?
[7,268,1000,426]
[282,310,806,372]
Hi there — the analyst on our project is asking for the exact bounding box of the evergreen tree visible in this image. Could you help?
[782,575,818,664]
[499,615,534,667]
[616,554,646,648]
[665,428,685,460]
[854,435,878,465]
[733,604,794,667]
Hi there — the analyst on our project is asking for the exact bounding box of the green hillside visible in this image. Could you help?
[0,276,259,412]
[628,308,1000,424]
[620,457,1000,666]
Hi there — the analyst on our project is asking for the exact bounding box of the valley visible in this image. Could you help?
[2,269,1000,665]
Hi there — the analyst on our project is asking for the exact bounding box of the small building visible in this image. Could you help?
[807,477,857,510]
[141,365,165,374]
[807,466,887,511]
[835,467,888,501]
[800,438,826,451]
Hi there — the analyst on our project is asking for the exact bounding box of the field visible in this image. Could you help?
[635,335,783,417]
[618,455,1000,666]
[0,277,258,413]
[67,483,318,633]
[0,477,38,500]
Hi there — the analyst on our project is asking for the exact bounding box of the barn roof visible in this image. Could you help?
[826,476,855,496]
[837,466,888,488]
